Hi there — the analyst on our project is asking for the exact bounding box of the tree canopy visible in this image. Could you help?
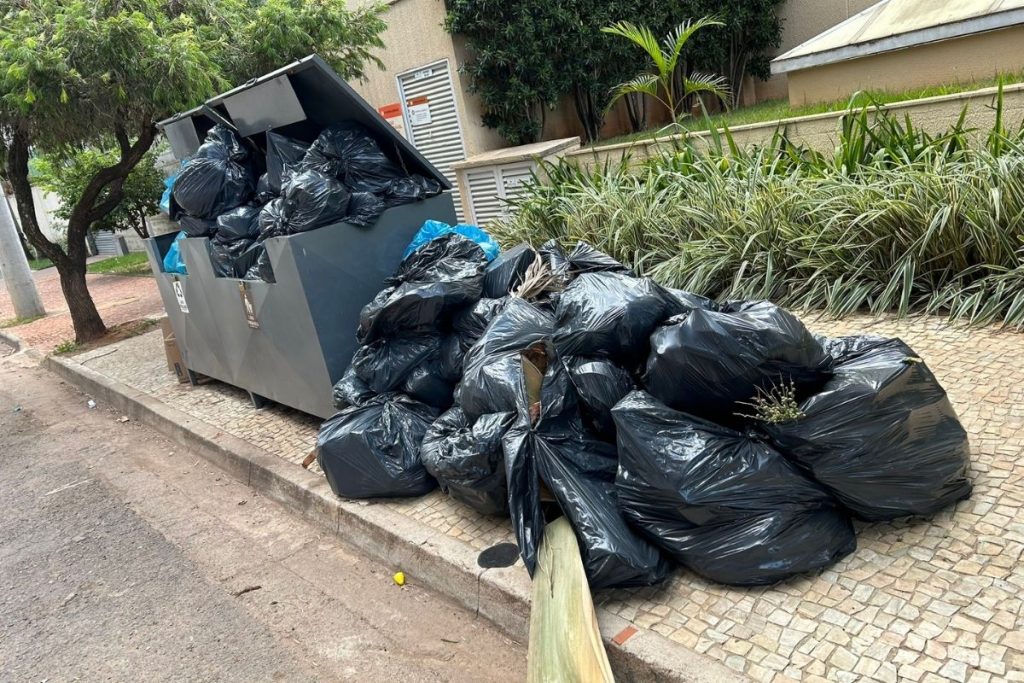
[0,0,386,341]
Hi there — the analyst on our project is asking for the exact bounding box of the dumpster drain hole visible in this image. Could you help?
[477,543,520,569]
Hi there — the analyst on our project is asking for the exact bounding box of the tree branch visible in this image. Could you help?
[4,127,68,267]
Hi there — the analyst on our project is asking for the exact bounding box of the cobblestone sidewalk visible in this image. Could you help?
[73,314,1024,683]
[0,264,163,351]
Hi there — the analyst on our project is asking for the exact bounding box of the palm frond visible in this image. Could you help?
[685,72,731,106]
[663,16,725,73]
[602,21,666,76]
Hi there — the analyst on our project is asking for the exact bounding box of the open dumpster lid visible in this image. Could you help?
[157,54,451,189]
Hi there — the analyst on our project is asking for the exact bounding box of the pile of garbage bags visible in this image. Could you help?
[164,123,442,280]
[316,234,972,589]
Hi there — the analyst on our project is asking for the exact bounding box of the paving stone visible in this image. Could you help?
[72,313,1024,683]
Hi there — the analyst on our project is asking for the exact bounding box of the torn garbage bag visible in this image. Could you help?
[457,298,557,419]
[565,357,634,440]
[265,131,309,193]
[280,169,351,233]
[554,272,668,360]
[764,337,971,521]
[613,391,856,586]
[502,350,668,589]
[644,300,832,419]
[483,244,536,297]
[332,364,376,409]
[214,205,261,243]
[301,123,404,193]
[316,393,439,499]
[421,408,513,515]
[358,234,487,343]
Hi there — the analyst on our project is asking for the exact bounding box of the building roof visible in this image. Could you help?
[772,0,1024,74]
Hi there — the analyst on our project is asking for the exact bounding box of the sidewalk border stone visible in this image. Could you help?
[43,351,748,683]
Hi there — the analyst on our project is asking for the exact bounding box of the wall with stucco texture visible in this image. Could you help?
[785,25,1024,105]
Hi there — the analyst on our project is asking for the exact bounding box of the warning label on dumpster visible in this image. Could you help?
[172,279,189,314]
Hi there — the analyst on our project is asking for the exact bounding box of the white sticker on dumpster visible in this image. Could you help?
[173,280,189,313]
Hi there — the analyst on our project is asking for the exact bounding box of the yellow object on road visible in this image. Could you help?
[393,571,406,586]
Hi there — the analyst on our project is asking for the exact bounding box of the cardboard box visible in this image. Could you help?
[159,317,189,384]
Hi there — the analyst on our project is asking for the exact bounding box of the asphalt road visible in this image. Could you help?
[0,343,526,682]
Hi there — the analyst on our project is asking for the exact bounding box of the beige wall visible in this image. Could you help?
[566,83,1024,168]
[785,25,1024,106]
[756,0,879,102]
[347,0,504,157]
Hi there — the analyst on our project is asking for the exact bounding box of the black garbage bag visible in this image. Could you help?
[301,123,405,193]
[613,391,856,586]
[316,393,439,499]
[210,238,255,278]
[351,334,439,395]
[553,272,668,360]
[483,244,536,298]
[399,335,465,409]
[818,334,889,361]
[281,169,351,233]
[452,297,509,350]
[234,240,264,279]
[662,287,719,316]
[357,234,488,344]
[214,205,261,243]
[332,364,376,409]
[257,197,289,240]
[644,300,833,419]
[345,191,387,228]
[564,357,634,440]
[540,240,632,282]
[384,174,443,207]
[173,126,255,219]
[265,131,309,194]
[764,337,971,521]
[255,173,275,204]
[421,408,513,515]
[457,298,557,419]
[244,245,276,283]
[178,215,217,238]
[502,352,669,589]
[201,124,249,162]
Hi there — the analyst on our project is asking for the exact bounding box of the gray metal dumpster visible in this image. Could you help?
[145,55,457,418]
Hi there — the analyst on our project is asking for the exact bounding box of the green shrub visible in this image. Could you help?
[493,93,1024,328]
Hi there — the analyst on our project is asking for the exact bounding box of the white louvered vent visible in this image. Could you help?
[396,60,468,221]
[466,161,536,226]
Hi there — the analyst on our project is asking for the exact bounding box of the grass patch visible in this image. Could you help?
[87,252,151,276]
[49,318,159,357]
[53,339,80,354]
[599,72,1024,146]
[28,258,52,270]
[0,314,45,329]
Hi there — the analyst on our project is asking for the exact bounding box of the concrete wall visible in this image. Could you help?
[785,25,1024,106]
[347,0,505,157]
[755,0,879,102]
[566,82,1024,168]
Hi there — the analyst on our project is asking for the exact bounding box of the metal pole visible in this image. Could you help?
[0,191,45,319]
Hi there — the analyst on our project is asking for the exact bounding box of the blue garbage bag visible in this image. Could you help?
[159,161,188,215]
[163,232,188,274]
[403,220,499,261]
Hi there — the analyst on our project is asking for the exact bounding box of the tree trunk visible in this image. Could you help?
[58,261,106,342]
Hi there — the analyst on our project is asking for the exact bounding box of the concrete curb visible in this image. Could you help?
[43,352,749,683]
[0,327,24,352]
